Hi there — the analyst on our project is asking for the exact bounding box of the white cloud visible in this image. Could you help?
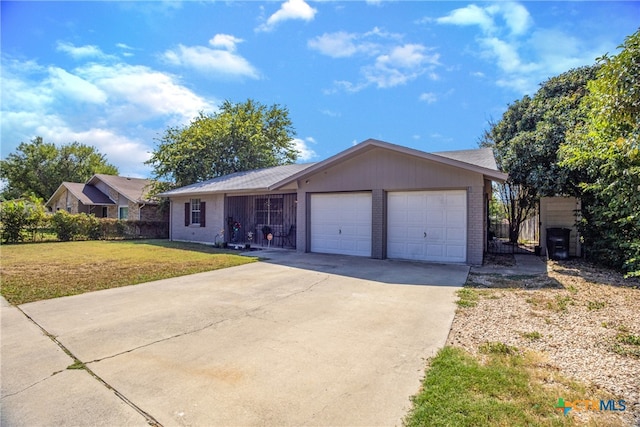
[311,29,441,92]
[489,2,532,36]
[162,39,259,79]
[36,126,152,176]
[209,34,243,51]
[1,56,216,177]
[437,3,532,36]
[293,137,317,161]
[419,92,437,104]
[363,44,440,88]
[47,67,108,104]
[435,3,608,95]
[437,4,494,33]
[77,63,213,123]
[308,32,359,58]
[56,41,114,60]
[320,109,340,117]
[257,0,317,32]
[480,37,535,74]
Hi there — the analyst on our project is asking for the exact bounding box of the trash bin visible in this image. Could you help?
[546,228,571,260]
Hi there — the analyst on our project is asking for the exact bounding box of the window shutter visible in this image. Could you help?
[200,202,206,227]
[184,202,190,226]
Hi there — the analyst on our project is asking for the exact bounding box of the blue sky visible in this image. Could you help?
[2,1,638,178]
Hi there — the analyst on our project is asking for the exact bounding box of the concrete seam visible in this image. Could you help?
[14,305,163,427]
[89,275,330,363]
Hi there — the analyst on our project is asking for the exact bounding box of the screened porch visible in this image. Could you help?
[225,193,297,248]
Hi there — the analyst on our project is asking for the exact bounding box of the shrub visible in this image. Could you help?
[51,211,80,241]
[77,213,101,240]
[0,200,28,243]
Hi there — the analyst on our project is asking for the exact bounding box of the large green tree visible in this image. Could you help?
[0,137,118,201]
[560,30,640,276]
[481,66,598,242]
[147,99,298,189]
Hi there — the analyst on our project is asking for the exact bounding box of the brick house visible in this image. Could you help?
[46,174,166,222]
[159,139,507,265]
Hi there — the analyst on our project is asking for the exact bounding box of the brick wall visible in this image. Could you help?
[371,189,385,259]
[467,185,484,265]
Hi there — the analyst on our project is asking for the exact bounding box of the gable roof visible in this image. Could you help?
[87,174,155,203]
[46,182,116,207]
[270,139,507,189]
[159,139,507,197]
[434,147,499,170]
[158,163,316,197]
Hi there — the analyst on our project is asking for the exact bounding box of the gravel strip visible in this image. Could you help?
[447,257,640,426]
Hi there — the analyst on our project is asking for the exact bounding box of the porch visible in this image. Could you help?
[225,193,297,248]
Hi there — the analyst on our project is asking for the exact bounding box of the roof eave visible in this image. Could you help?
[271,138,508,187]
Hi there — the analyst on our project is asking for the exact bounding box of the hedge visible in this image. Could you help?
[1,208,168,243]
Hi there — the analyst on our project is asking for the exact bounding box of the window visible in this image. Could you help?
[185,199,206,227]
[256,197,283,225]
[190,199,201,224]
[119,206,128,220]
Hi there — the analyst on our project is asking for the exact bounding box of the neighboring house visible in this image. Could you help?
[46,174,166,221]
[159,139,507,265]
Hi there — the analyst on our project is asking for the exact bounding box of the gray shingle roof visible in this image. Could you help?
[89,174,155,203]
[159,141,504,197]
[433,147,498,170]
[158,163,316,197]
[62,182,115,205]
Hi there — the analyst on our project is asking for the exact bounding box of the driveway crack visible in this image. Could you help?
[14,306,163,427]
[91,274,330,363]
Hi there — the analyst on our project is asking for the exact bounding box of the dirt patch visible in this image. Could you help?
[449,257,640,426]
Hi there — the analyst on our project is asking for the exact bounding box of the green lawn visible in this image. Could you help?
[404,346,617,427]
[0,240,256,304]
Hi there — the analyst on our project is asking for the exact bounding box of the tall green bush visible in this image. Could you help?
[0,200,29,243]
[51,211,80,241]
[560,30,640,277]
[77,213,102,240]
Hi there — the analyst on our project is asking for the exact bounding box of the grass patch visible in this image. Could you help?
[405,346,619,427]
[0,240,256,304]
[67,361,86,370]
[522,331,543,341]
[612,333,640,358]
[456,287,479,308]
[587,300,607,310]
[479,341,519,355]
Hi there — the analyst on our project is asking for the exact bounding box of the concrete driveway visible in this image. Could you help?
[1,251,468,426]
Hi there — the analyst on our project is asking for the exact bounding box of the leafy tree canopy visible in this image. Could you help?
[147,99,298,189]
[560,29,640,276]
[483,65,598,197]
[0,137,118,201]
[480,66,597,243]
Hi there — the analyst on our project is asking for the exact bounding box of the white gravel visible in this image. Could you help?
[447,258,640,426]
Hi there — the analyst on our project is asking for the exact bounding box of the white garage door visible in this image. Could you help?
[387,190,467,263]
[310,193,372,257]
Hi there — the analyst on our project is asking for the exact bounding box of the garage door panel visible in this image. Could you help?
[447,227,465,239]
[447,246,465,258]
[426,245,444,257]
[388,190,467,263]
[311,193,372,257]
